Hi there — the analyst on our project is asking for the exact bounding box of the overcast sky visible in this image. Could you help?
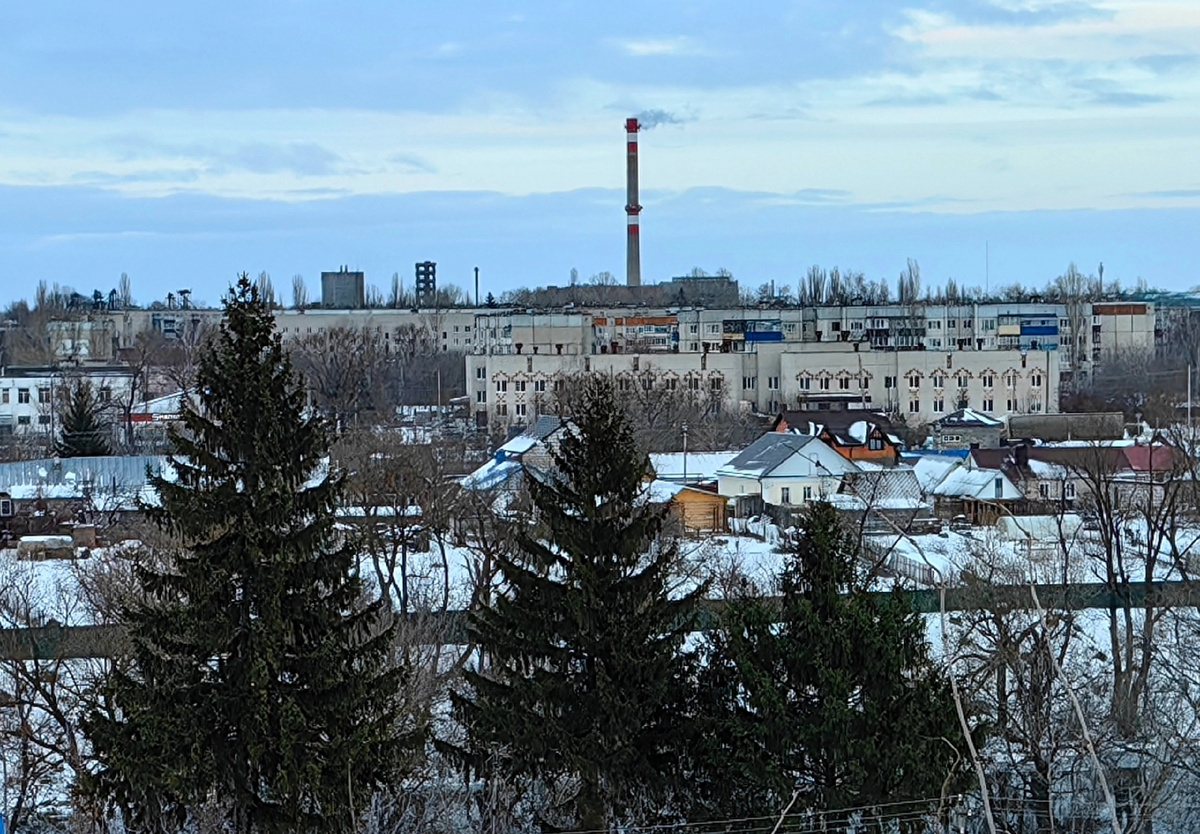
[2,1,1198,306]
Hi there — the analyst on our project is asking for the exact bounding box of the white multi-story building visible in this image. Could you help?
[0,367,135,436]
[466,341,1060,429]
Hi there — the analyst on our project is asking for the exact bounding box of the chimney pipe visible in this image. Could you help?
[625,117,642,288]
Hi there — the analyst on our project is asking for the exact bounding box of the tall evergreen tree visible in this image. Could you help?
[55,377,112,457]
[454,375,702,831]
[84,275,414,833]
[689,503,975,830]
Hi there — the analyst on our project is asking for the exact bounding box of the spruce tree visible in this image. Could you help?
[55,378,112,457]
[84,275,414,833]
[454,375,701,830]
[690,502,974,829]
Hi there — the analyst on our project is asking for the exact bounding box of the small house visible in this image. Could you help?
[716,433,859,514]
[931,408,1004,450]
[772,410,902,465]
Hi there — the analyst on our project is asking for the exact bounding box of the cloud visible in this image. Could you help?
[610,36,708,57]
[69,168,202,185]
[388,152,437,174]
[1135,188,1200,199]
[209,142,343,176]
[1071,78,1168,107]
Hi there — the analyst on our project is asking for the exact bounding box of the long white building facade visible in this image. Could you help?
[467,342,1061,428]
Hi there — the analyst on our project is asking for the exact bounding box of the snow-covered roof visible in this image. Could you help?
[932,466,1023,501]
[461,458,524,491]
[462,417,572,490]
[995,514,1083,541]
[912,455,962,494]
[649,451,738,482]
[643,479,685,504]
[716,434,858,480]
[934,407,1004,428]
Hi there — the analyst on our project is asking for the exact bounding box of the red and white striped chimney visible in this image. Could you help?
[625,117,642,288]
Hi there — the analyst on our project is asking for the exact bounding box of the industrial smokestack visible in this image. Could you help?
[625,117,642,288]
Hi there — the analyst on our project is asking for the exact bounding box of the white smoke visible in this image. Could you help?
[633,109,685,130]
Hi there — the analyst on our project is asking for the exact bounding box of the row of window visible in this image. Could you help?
[884,372,1041,390]
[1,387,48,404]
[907,397,1041,414]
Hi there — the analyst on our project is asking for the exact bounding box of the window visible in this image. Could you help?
[983,397,994,411]
[933,398,945,413]
[831,322,841,332]
[994,477,1003,499]
[1,389,7,404]
[781,487,791,505]
[38,414,51,425]
[514,380,526,393]
[1007,398,1017,412]
[18,388,30,404]
[871,318,886,328]
[689,377,700,391]
[958,374,968,388]
[909,399,921,414]
[1030,373,1042,388]
[868,437,884,451]
[515,403,527,417]
[948,319,957,330]
[17,415,30,425]
[929,338,942,348]
[642,376,653,391]
[476,390,487,403]
[798,377,811,391]
[803,485,813,501]
[534,379,546,393]
[708,324,720,334]
[838,377,850,390]
[619,377,630,391]
[689,324,698,334]
[743,376,756,390]
[1030,399,1043,413]
[850,321,863,331]
[907,375,920,389]
[982,374,994,388]
[1064,481,1076,499]
[1039,483,1050,499]
[1004,372,1017,388]
[496,403,508,416]
[476,367,486,380]
[768,376,779,391]
[884,376,896,389]
[942,434,961,443]
[932,375,944,389]
[710,377,722,391]
[0,498,10,517]
[495,380,507,393]
[928,320,941,330]
[819,377,830,391]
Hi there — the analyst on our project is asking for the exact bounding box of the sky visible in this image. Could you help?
[1,0,1198,307]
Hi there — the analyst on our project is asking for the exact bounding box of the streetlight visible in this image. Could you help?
[681,421,690,485]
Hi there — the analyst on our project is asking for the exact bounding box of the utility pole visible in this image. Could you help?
[681,421,689,485]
